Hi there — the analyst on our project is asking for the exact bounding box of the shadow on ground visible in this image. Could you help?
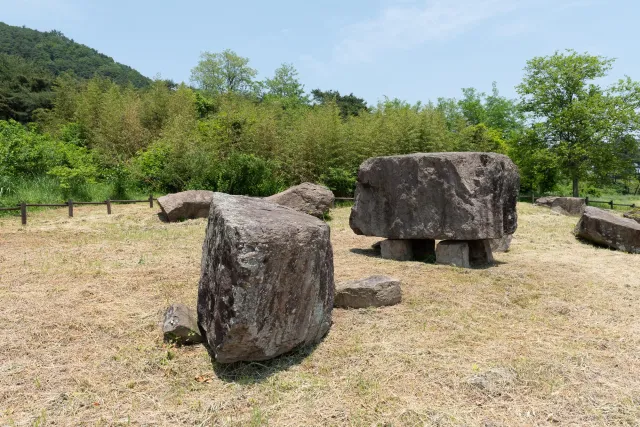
[211,343,320,384]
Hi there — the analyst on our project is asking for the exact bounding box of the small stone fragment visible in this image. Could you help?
[334,276,402,308]
[163,304,203,345]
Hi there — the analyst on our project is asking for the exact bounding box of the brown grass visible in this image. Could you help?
[1,203,640,426]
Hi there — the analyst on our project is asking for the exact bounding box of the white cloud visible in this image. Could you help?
[333,0,519,64]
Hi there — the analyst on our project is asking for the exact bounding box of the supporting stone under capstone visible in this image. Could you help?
[379,239,435,261]
[436,240,494,268]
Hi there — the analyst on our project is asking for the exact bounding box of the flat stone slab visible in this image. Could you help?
[197,193,334,364]
[349,152,519,240]
[163,304,202,345]
[575,207,640,254]
[335,276,402,309]
[157,190,213,222]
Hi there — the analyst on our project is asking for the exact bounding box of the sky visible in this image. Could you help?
[1,0,638,105]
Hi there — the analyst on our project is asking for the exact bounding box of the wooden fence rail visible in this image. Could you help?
[0,195,155,226]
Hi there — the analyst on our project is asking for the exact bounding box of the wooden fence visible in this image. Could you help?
[0,195,155,225]
[519,193,636,210]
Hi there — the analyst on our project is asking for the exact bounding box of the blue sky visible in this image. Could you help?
[1,0,637,105]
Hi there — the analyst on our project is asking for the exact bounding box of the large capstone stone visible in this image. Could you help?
[334,276,402,309]
[266,182,334,219]
[575,207,640,254]
[197,193,334,364]
[349,152,519,240]
[158,190,213,222]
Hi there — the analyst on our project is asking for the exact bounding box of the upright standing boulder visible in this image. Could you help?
[349,152,519,240]
[266,183,335,218]
[197,193,334,364]
[575,207,640,254]
[157,190,214,222]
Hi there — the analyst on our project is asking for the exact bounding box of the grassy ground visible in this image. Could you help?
[1,203,640,426]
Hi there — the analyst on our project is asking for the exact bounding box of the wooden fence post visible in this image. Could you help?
[585,196,589,206]
[609,200,614,209]
[149,194,154,208]
[531,192,535,203]
[68,199,73,217]
[20,202,27,225]
[106,199,112,215]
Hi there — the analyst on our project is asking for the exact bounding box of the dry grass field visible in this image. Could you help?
[1,203,640,426]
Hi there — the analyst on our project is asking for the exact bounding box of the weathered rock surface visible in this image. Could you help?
[163,304,202,345]
[436,240,494,267]
[436,241,470,268]
[334,276,402,308]
[468,240,494,265]
[550,197,586,216]
[490,234,513,252]
[350,152,519,240]
[197,193,334,364]
[266,182,334,218]
[575,207,640,254]
[623,208,640,224]
[534,196,558,207]
[157,190,214,222]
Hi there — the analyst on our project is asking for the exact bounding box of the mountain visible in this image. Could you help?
[0,22,151,122]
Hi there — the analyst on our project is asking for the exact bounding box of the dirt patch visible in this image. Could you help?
[1,203,640,425]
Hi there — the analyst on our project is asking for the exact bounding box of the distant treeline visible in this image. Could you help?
[1,43,639,204]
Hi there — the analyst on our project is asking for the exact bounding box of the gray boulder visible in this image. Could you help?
[349,152,519,240]
[197,193,334,364]
[534,196,558,207]
[575,207,640,254]
[550,197,585,216]
[266,182,334,218]
[158,190,213,222]
[163,304,202,345]
[334,276,402,309]
[490,234,512,252]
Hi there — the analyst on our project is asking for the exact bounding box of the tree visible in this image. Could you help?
[263,63,309,107]
[311,89,367,119]
[190,49,258,96]
[517,50,640,196]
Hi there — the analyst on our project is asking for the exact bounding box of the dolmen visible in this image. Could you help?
[266,182,335,219]
[197,193,334,363]
[349,152,519,268]
[535,196,585,216]
[157,190,214,222]
[575,206,640,253]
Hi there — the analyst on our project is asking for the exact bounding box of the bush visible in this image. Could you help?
[320,167,357,197]
[215,153,284,196]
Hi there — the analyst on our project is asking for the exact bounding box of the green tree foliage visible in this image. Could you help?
[263,63,309,107]
[0,53,53,122]
[517,50,640,196]
[0,22,150,87]
[311,89,368,119]
[190,50,258,96]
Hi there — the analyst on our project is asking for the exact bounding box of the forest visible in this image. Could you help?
[1,22,639,206]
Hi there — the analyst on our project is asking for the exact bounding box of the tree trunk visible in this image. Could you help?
[572,177,579,197]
